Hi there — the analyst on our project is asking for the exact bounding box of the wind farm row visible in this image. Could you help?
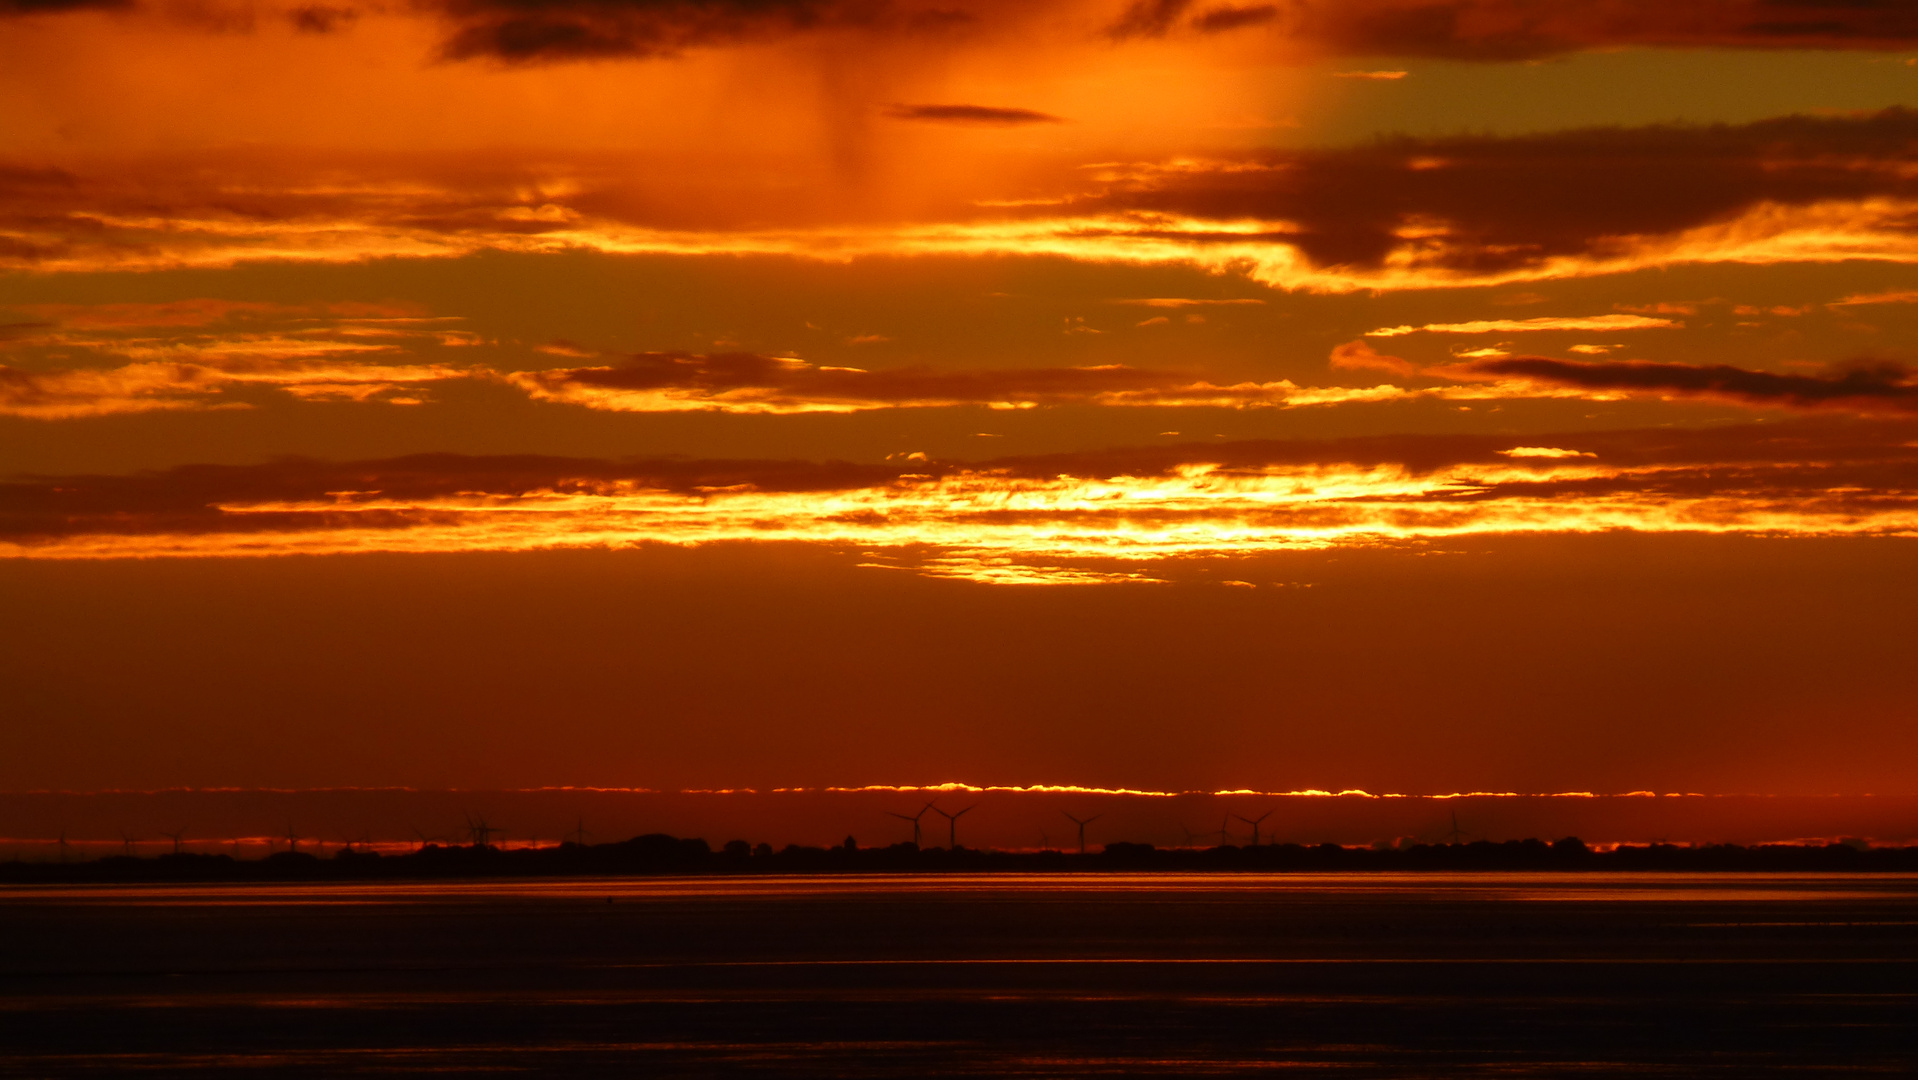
[12,803,1320,863]
[4,789,1913,863]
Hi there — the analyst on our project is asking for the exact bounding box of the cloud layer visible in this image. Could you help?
[503,352,1438,414]
[0,299,483,417]
[15,309,1918,421]
[7,111,1918,290]
[1455,356,1918,413]
[15,0,1918,64]
[7,421,1915,580]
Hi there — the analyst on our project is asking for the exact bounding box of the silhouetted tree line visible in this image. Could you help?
[4,834,1917,882]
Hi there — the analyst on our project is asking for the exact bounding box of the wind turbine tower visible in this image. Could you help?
[929,804,976,849]
[1063,812,1102,855]
[887,803,933,846]
[1233,809,1276,847]
[465,815,504,848]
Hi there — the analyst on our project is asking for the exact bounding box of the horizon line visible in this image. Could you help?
[0,785,1895,800]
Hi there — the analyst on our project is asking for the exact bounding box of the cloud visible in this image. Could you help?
[1449,356,1918,414]
[1368,315,1681,336]
[884,103,1063,125]
[0,305,1733,422]
[1829,288,1918,307]
[1616,302,1700,316]
[1333,70,1408,80]
[1108,298,1266,307]
[1106,0,1918,56]
[503,351,1428,413]
[1328,340,1416,378]
[428,0,989,62]
[0,0,131,14]
[7,420,1917,580]
[9,299,424,330]
[432,0,866,62]
[1107,0,1194,39]
[1498,446,1595,459]
[499,349,1670,414]
[1049,109,1918,284]
[0,358,473,418]
[0,322,55,342]
[1191,4,1276,33]
[288,4,359,33]
[0,299,481,417]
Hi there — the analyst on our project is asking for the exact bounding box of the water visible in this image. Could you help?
[3,873,1915,1076]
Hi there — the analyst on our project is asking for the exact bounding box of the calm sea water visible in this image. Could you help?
[3,873,1914,1076]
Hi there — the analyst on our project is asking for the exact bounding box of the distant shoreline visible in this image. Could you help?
[6,834,1917,883]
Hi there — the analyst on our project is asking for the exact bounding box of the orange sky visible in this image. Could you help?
[5,0,1918,813]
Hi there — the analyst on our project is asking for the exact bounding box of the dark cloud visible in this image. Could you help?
[0,322,54,343]
[0,0,129,14]
[1190,4,1276,33]
[1107,0,1918,55]
[1455,356,1918,413]
[288,4,357,32]
[1061,108,1918,271]
[432,0,905,62]
[1107,0,1193,38]
[884,103,1063,125]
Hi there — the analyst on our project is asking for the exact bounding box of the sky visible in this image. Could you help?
[6,0,1918,833]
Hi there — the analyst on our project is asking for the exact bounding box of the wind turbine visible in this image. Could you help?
[160,828,186,856]
[1217,814,1235,845]
[284,823,302,854]
[886,803,933,846]
[119,831,139,857]
[1233,809,1276,847]
[56,829,68,864]
[929,804,976,849]
[568,816,592,847]
[465,815,504,848]
[1062,812,1102,854]
[1442,808,1468,846]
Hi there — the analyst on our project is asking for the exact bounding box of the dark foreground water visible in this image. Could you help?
[2,873,1914,1077]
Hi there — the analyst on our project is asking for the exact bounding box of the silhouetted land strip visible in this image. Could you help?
[6,835,1917,882]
